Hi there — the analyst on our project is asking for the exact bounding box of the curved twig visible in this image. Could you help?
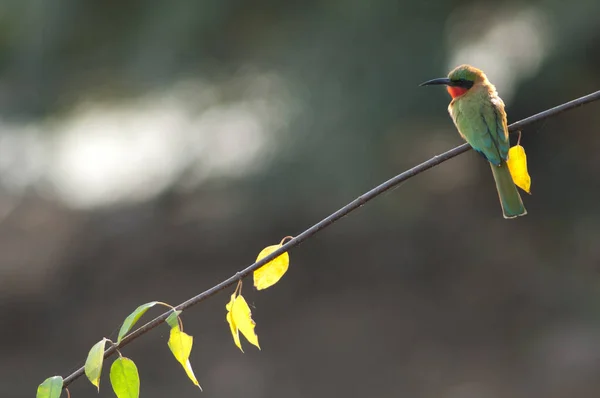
[62,89,600,388]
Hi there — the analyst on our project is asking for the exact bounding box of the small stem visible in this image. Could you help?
[155,302,184,330]
[156,301,176,311]
[280,236,294,245]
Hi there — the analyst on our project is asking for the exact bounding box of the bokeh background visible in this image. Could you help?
[5,1,600,397]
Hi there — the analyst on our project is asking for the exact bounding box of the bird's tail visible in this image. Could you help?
[489,161,527,219]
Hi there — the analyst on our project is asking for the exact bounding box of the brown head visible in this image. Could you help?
[420,64,488,99]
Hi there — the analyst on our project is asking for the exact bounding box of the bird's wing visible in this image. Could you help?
[484,96,510,160]
[453,96,509,166]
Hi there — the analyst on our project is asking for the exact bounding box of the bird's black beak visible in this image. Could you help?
[419,77,452,87]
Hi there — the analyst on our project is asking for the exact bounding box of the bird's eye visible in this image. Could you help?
[455,79,474,89]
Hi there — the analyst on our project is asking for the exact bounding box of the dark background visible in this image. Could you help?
[5,1,600,397]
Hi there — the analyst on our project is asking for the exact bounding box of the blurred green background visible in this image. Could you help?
[4,1,600,397]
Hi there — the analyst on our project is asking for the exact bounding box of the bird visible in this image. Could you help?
[420,64,526,219]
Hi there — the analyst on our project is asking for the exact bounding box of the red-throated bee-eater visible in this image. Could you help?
[420,64,526,219]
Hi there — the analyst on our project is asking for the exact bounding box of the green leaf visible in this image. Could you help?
[165,310,182,329]
[167,326,201,390]
[85,338,108,391]
[110,357,140,398]
[36,376,63,398]
[117,302,158,343]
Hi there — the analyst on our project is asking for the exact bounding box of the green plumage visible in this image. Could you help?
[447,65,526,219]
[489,161,527,218]
[450,90,509,166]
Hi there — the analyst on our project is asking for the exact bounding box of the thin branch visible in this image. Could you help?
[61,89,600,388]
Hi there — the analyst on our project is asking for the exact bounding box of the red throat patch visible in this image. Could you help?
[447,86,468,99]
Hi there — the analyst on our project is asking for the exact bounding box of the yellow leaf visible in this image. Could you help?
[182,359,201,391]
[253,244,290,290]
[226,293,243,352]
[168,326,192,364]
[507,144,531,194]
[232,294,260,350]
[84,338,108,391]
[167,326,202,390]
